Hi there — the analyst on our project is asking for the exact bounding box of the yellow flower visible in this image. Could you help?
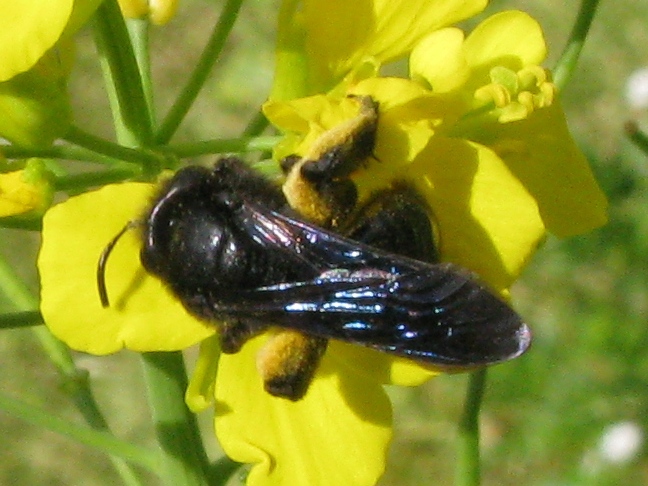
[0,159,54,218]
[189,335,394,486]
[266,11,608,293]
[0,1,101,82]
[0,1,100,147]
[272,0,487,99]
[257,11,607,480]
[408,11,608,237]
[37,6,608,486]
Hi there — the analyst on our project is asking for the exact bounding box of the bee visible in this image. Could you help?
[98,96,531,401]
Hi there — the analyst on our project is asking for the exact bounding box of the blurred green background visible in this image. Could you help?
[1,0,647,484]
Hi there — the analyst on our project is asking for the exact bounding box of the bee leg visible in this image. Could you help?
[256,330,328,401]
[281,154,358,227]
[219,319,264,354]
[315,178,357,228]
[343,183,439,263]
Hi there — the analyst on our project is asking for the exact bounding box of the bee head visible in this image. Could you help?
[97,165,230,308]
[139,166,232,300]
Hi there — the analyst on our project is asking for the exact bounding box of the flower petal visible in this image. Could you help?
[0,1,72,81]
[354,77,459,165]
[216,335,392,485]
[0,0,101,82]
[409,28,469,93]
[410,138,544,291]
[483,101,608,236]
[329,341,439,387]
[265,78,455,178]
[39,183,214,355]
[464,11,547,70]
[273,0,487,92]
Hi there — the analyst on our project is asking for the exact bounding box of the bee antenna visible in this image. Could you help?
[97,221,139,308]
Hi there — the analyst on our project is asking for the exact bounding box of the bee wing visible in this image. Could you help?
[234,200,426,273]
[218,264,531,368]
[223,200,530,367]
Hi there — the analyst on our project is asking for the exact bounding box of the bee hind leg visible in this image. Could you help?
[256,330,328,401]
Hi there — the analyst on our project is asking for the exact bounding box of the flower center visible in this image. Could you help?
[474,65,556,123]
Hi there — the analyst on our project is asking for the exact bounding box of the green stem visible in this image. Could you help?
[0,310,43,329]
[126,18,156,129]
[165,135,282,158]
[0,256,145,485]
[0,392,159,474]
[5,133,279,168]
[553,0,601,90]
[64,126,163,169]
[456,369,487,486]
[141,352,210,486]
[93,0,153,147]
[54,167,142,193]
[155,0,245,144]
[2,143,130,166]
[0,217,42,231]
[242,110,269,137]
[0,258,37,311]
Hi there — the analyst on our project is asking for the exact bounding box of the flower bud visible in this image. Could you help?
[0,47,73,148]
[118,0,179,25]
[0,159,54,218]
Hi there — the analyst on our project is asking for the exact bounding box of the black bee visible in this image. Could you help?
[98,96,531,401]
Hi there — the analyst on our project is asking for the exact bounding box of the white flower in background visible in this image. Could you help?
[598,421,644,464]
[626,68,648,110]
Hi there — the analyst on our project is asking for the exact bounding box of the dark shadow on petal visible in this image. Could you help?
[410,138,512,290]
[113,265,149,311]
[316,344,393,427]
